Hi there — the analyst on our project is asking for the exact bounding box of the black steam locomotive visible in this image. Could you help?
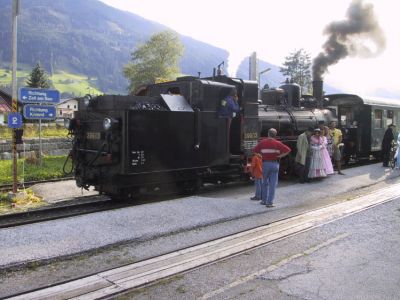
[65,74,336,199]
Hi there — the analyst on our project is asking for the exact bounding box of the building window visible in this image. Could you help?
[374,109,383,129]
[67,105,70,109]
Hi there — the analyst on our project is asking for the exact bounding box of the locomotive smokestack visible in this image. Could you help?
[312,0,386,81]
[313,80,323,108]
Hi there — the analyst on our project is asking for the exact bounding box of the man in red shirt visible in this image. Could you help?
[253,128,291,207]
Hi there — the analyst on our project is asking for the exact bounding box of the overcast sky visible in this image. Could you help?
[100,0,398,97]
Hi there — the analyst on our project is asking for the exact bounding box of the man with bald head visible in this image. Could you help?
[253,128,291,207]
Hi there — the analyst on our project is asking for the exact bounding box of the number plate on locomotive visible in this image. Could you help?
[86,132,101,140]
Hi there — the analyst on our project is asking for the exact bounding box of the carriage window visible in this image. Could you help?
[374,110,383,128]
[339,106,353,127]
[387,110,394,126]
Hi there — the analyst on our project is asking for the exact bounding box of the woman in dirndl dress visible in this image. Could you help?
[321,133,334,175]
[308,128,327,178]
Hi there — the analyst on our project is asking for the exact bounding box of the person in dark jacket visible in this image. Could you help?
[381,124,396,167]
[219,89,239,118]
[219,88,240,152]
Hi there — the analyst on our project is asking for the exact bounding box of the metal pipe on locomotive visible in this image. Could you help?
[64,73,337,199]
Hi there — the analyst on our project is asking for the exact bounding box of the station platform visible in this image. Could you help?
[1,163,399,272]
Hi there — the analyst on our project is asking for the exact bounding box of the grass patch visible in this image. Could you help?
[0,156,72,185]
[0,123,69,139]
[0,68,102,96]
[0,189,47,214]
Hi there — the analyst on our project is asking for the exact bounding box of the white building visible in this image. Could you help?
[56,98,78,119]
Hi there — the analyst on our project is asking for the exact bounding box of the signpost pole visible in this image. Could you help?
[39,119,42,166]
[11,0,19,194]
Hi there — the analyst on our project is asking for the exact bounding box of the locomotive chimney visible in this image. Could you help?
[312,80,323,108]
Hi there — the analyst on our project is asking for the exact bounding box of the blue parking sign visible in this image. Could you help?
[7,112,23,129]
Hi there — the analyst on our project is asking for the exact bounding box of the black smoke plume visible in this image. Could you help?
[312,0,386,80]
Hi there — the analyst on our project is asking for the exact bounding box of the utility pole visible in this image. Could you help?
[11,0,20,194]
[249,52,258,81]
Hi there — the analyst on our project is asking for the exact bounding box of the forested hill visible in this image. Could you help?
[0,0,229,94]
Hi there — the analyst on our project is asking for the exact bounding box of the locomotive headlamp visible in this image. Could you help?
[83,94,92,107]
[64,118,75,130]
[103,117,118,131]
[64,118,71,130]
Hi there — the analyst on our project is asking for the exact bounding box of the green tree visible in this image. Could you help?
[280,49,311,93]
[124,30,184,93]
[26,63,51,88]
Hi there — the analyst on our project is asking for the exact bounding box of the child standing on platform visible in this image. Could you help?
[250,153,263,200]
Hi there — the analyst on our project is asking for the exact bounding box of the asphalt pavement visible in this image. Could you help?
[1,163,400,298]
[1,163,399,270]
[126,192,400,300]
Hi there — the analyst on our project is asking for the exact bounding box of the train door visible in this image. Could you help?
[338,106,357,162]
[371,107,385,152]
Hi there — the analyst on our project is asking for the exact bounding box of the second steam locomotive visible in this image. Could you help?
[65,74,337,199]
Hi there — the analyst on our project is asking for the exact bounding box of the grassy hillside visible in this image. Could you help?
[0,0,228,94]
[51,72,102,96]
[0,69,29,86]
[0,68,102,97]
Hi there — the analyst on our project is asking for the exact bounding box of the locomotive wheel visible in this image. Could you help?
[179,179,202,195]
[109,188,140,201]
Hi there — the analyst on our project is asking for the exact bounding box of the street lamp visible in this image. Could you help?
[258,68,271,98]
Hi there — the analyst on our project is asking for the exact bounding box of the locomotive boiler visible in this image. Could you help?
[259,82,336,149]
[65,74,336,199]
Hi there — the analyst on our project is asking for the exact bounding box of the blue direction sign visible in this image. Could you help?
[23,104,56,120]
[7,112,23,128]
[19,88,60,104]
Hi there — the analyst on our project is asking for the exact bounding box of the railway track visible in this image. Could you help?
[0,180,251,229]
[4,181,247,228]
[0,177,74,193]
[0,195,131,229]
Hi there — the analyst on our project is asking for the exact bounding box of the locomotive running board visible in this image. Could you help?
[7,184,400,300]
